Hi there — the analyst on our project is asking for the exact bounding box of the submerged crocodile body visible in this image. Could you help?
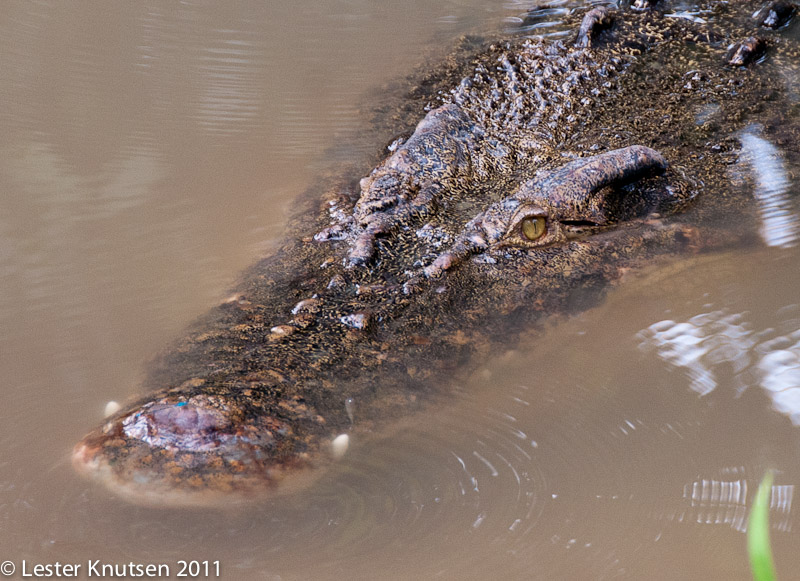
[73,0,800,505]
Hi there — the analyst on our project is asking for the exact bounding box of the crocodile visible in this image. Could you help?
[72,0,800,506]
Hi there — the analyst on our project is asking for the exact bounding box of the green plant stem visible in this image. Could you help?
[748,471,777,581]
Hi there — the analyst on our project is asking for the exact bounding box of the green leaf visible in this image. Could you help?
[748,472,777,581]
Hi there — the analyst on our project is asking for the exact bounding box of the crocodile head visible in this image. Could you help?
[71,143,691,506]
[72,0,779,505]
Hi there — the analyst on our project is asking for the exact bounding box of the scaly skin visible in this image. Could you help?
[73,1,799,506]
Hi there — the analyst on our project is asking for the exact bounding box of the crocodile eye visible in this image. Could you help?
[520,216,546,241]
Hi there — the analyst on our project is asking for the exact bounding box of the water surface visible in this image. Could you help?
[2,1,800,579]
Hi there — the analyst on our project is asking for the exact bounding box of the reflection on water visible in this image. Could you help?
[640,306,800,425]
[503,0,573,37]
[3,0,800,579]
[683,472,750,532]
[739,127,799,248]
[639,311,753,397]
[681,469,793,532]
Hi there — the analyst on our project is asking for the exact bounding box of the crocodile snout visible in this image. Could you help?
[72,395,319,507]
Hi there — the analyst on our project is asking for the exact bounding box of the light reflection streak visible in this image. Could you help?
[680,474,794,533]
[473,450,500,477]
[739,126,799,248]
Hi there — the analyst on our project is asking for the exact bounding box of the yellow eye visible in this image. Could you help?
[520,216,546,241]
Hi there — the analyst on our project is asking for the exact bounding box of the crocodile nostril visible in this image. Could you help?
[122,400,234,452]
[152,403,229,434]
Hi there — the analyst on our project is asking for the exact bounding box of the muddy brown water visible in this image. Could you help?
[2,1,800,579]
